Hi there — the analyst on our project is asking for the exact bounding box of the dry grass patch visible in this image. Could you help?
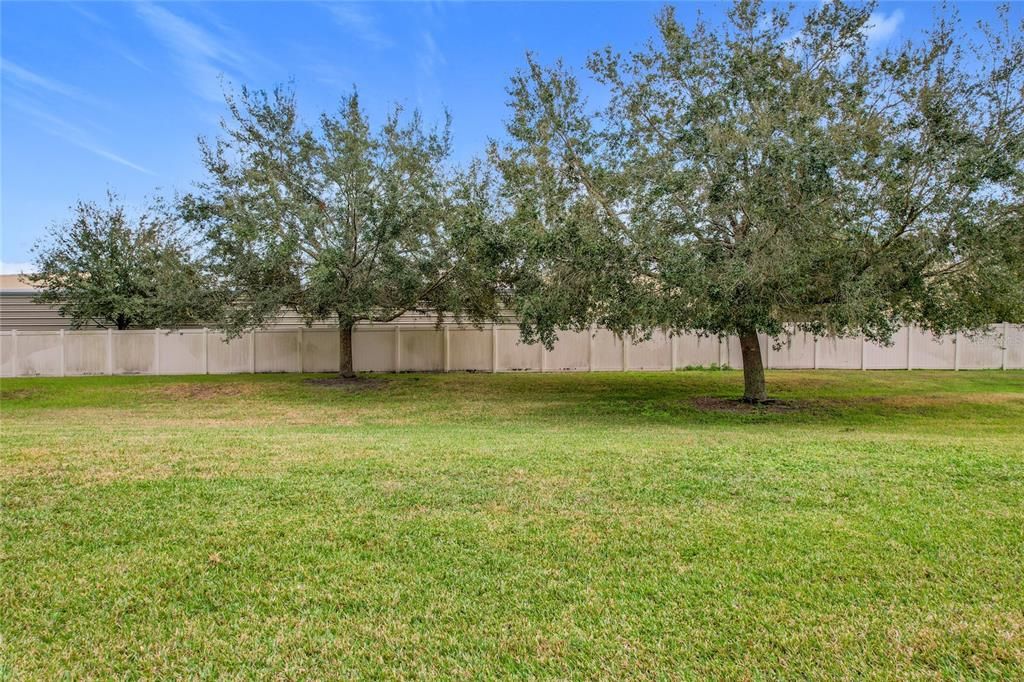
[154,381,261,400]
[865,391,1024,408]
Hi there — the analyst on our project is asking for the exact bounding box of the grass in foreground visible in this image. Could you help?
[2,370,1023,679]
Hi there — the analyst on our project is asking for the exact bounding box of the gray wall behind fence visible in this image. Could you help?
[1,323,1022,378]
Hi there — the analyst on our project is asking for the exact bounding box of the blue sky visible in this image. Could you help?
[1,1,1017,273]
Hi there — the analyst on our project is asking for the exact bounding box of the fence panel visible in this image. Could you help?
[497,326,541,372]
[448,327,492,371]
[864,327,909,369]
[353,328,396,372]
[675,334,722,368]
[255,330,301,373]
[12,331,63,376]
[911,327,956,369]
[301,329,339,373]
[958,326,1003,370]
[158,330,206,375]
[400,329,444,372]
[590,329,625,371]
[110,332,156,375]
[818,336,863,370]
[629,330,673,371]
[0,333,11,377]
[64,331,108,375]
[546,329,590,372]
[1007,324,1024,369]
[207,333,252,374]
[768,331,816,369]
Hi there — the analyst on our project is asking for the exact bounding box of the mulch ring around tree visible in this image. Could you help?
[692,396,836,415]
[304,376,389,392]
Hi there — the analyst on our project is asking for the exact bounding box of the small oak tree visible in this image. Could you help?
[495,0,1024,401]
[28,194,215,330]
[183,87,501,378]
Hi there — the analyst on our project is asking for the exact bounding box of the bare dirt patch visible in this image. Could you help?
[3,388,41,401]
[157,383,259,400]
[304,377,389,392]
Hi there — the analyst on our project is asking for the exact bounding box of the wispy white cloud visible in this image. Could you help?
[66,2,110,28]
[75,141,154,176]
[863,9,904,46]
[417,31,444,80]
[66,3,152,72]
[106,43,151,72]
[293,45,356,90]
[412,1,449,112]
[0,59,101,106]
[415,30,445,108]
[2,54,151,174]
[134,3,254,102]
[10,97,154,175]
[325,3,393,49]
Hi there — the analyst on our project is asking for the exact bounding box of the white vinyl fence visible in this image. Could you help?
[1,323,1022,378]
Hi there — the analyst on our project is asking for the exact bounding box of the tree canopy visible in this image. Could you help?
[183,87,502,377]
[494,0,1024,401]
[28,194,215,330]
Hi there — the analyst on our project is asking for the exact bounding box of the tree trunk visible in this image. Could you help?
[738,329,768,403]
[338,321,356,379]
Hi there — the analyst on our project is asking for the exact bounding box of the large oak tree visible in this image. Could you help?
[495,0,1024,401]
[184,87,501,378]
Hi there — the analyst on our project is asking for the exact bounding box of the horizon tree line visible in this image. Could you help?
[25,0,1024,401]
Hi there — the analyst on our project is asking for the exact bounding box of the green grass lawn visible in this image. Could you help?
[2,370,1023,679]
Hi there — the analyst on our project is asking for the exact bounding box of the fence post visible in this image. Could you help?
[297,327,303,374]
[588,325,595,372]
[954,331,961,371]
[393,326,401,373]
[1002,322,1009,370]
[202,328,209,375]
[860,335,867,371]
[154,328,161,375]
[670,332,678,370]
[621,334,628,371]
[250,330,256,373]
[443,325,450,373]
[106,328,113,376]
[813,335,819,370]
[540,339,547,372]
[10,329,18,377]
[491,323,498,373]
[906,325,913,371]
[59,329,65,377]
